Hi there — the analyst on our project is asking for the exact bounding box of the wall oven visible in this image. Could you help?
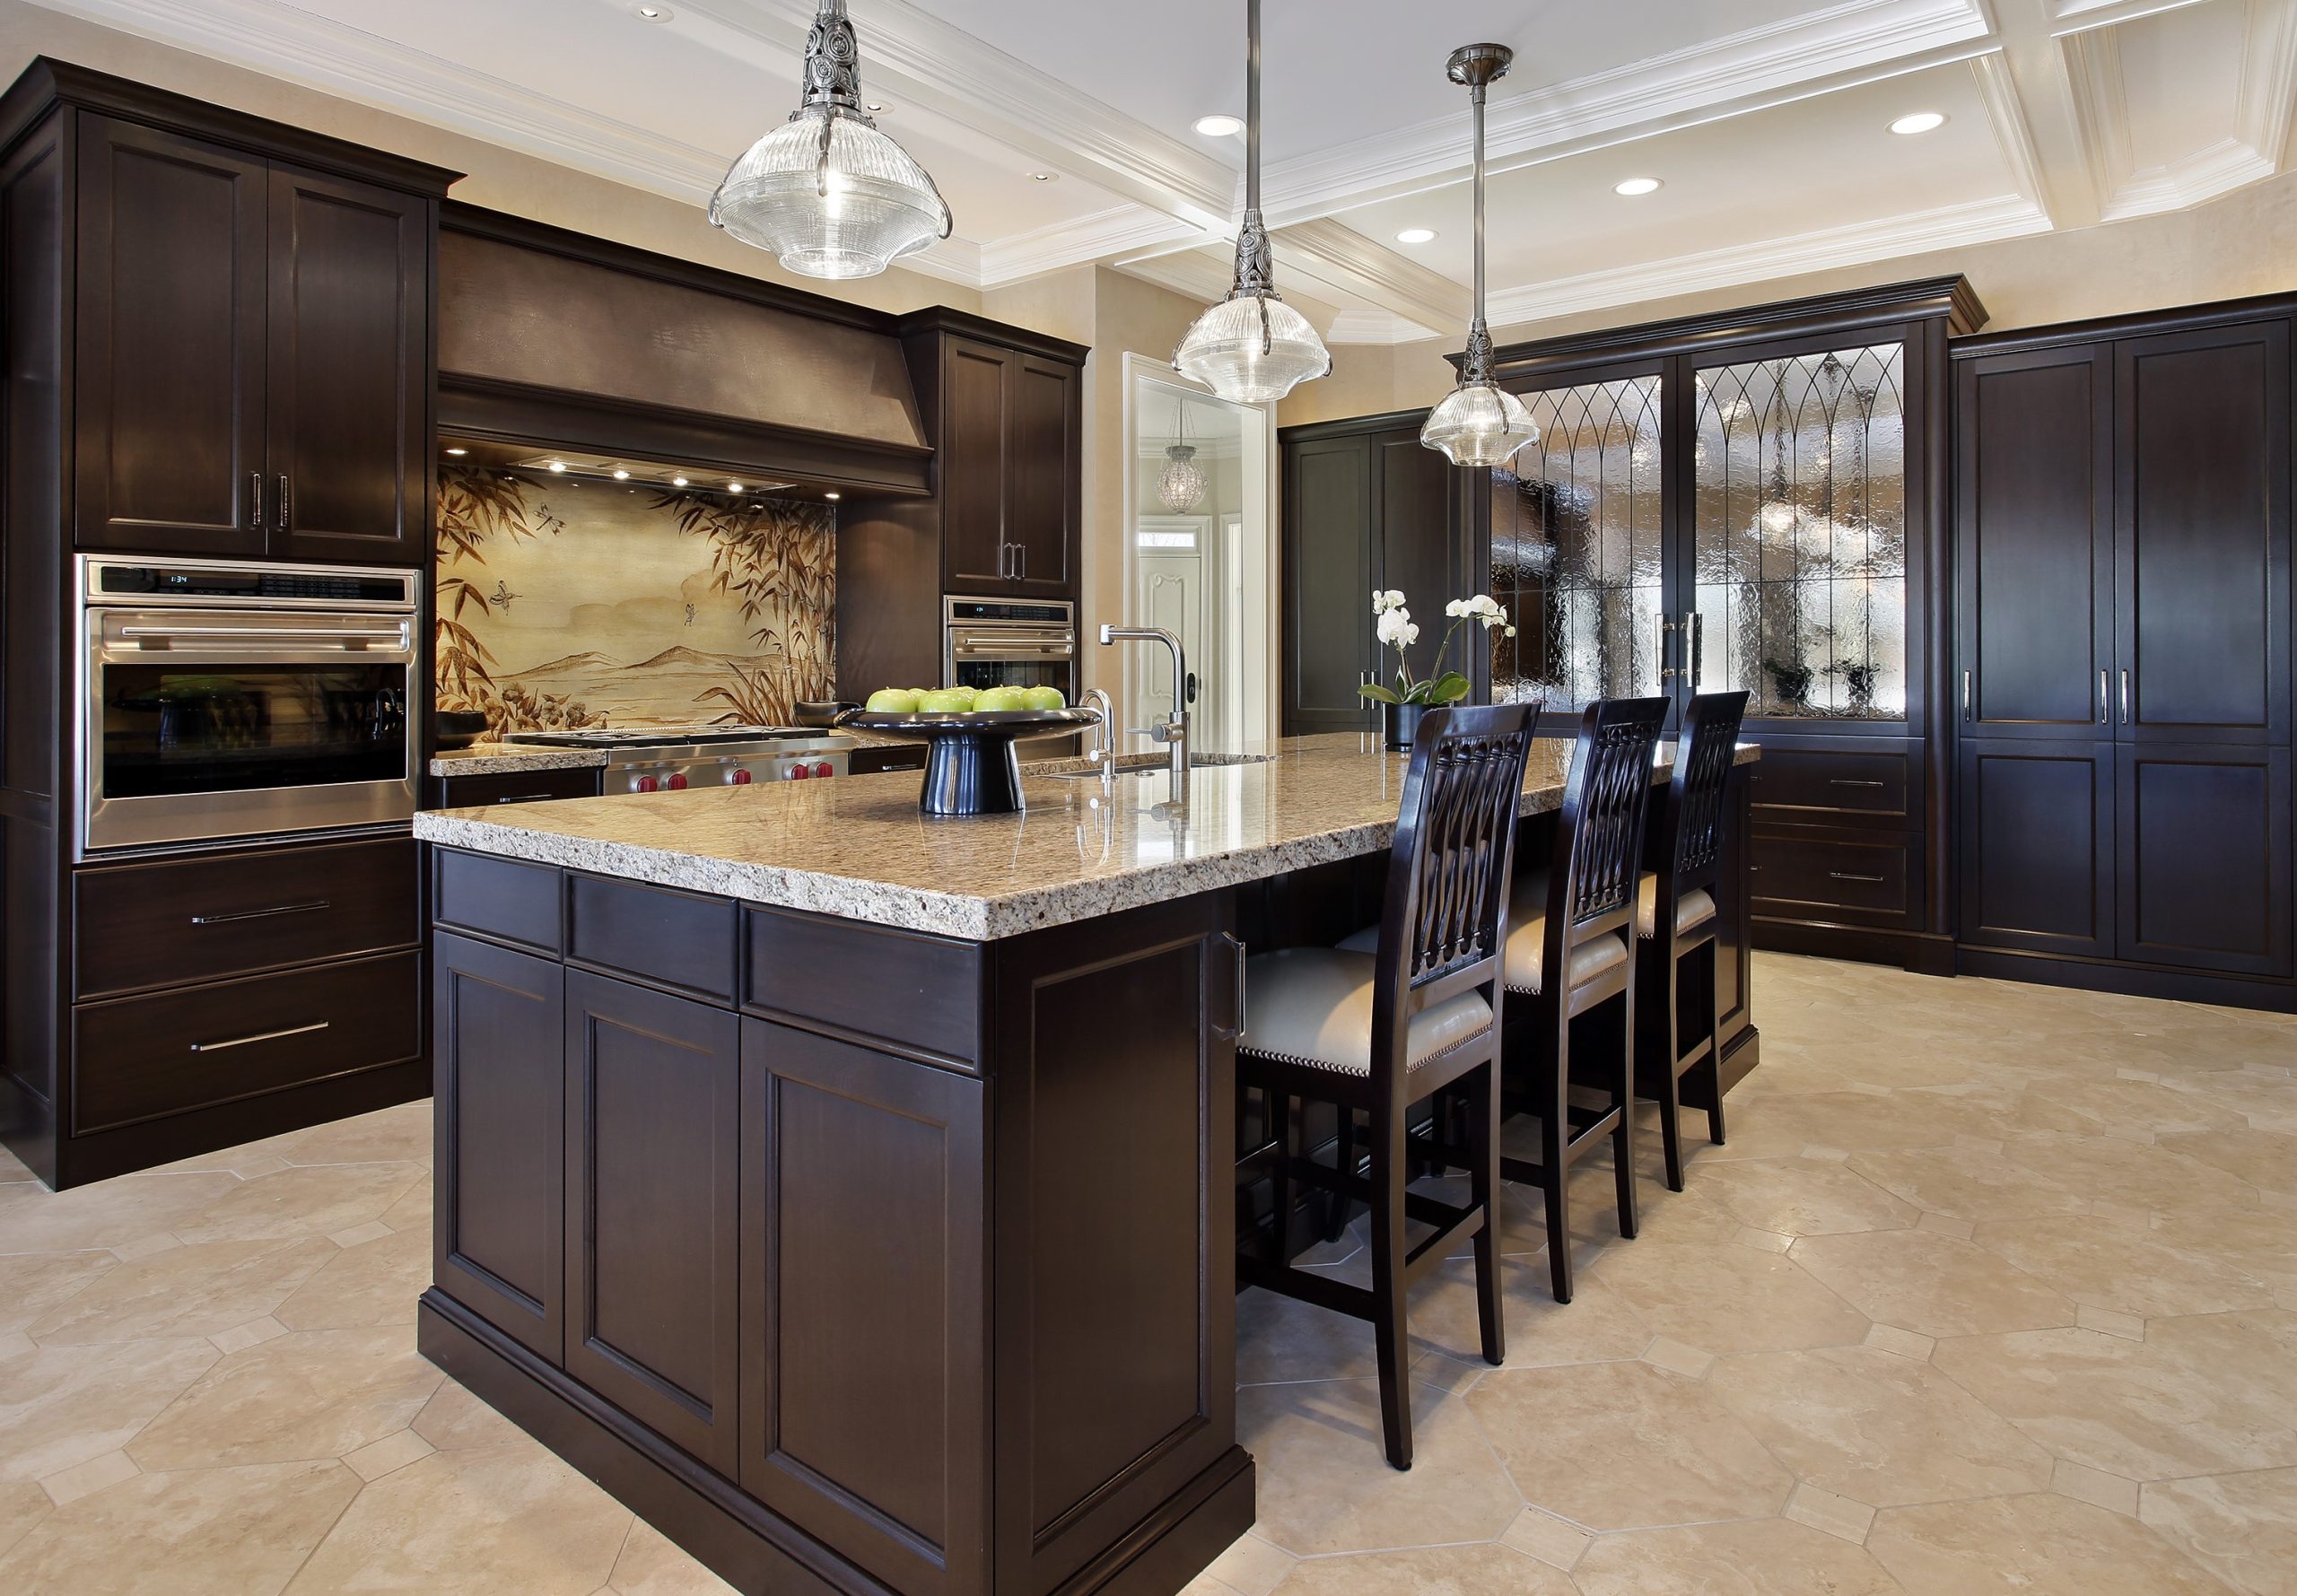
[943,596,1078,699]
[78,556,420,854]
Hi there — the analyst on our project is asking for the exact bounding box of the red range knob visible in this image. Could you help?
[785,765,808,780]
[667,772,688,790]
[730,768,753,785]
[634,776,659,793]
[812,761,834,779]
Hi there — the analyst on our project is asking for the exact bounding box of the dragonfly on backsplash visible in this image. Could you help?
[487,580,520,613]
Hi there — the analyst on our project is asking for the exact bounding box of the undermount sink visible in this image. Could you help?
[1042,754,1271,779]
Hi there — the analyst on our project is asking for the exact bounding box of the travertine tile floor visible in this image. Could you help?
[1,952,2292,1593]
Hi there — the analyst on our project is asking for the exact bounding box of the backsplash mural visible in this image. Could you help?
[435,466,835,733]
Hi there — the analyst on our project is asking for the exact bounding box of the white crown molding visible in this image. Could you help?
[1968,50,2057,222]
[977,206,1204,287]
[2238,0,2297,175]
[1326,310,1442,345]
[1111,245,1239,309]
[2061,22,2135,214]
[1264,220,1468,342]
[2048,0,2214,37]
[1257,0,1996,223]
[1480,194,2050,328]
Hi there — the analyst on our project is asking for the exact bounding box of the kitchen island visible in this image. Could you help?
[412,731,1760,1596]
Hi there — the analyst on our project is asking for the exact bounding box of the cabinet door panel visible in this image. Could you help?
[940,338,1009,592]
[1284,435,1374,732]
[266,165,429,564]
[1955,345,2113,736]
[1007,355,1078,595]
[563,972,739,1470]
[1955,740,2115,958]
[433,931,564,1364]
[2116,320,2293,743]
[74,117,267,555]
[739,1018,988,1596]
[2117,744,2292,976]
[1375,431,1463,628]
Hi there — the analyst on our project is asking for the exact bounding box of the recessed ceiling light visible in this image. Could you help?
[629,3,673,20]
[671,475,689,487]
[1889,111,1946,135]
[1026,170,1058,182]
[548,460,566,473]
[825,491,841,501]
[444,446,467,456]
[1612,177,1663,196]
[612,468,631,480]
[1395,227,1437,244]
[865,101,888,114]
[728,482,745,493]
[1193,114,1245,138]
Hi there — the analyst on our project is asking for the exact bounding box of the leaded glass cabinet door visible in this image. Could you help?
[1687,343,1910,726]
[1487,368,1671,716]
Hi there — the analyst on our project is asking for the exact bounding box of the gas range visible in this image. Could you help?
[502,724,854,794]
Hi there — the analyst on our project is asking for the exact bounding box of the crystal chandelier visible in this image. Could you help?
[1157,398,1209,513]
[709,0,953,280]
[1173,0,1331,404]
[1421,44,1540,467]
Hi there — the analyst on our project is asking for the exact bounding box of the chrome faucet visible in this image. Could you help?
[1097,624,1189,783]
[1079,685,1117,774]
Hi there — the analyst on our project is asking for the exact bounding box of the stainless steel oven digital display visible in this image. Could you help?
[78,556,421,854]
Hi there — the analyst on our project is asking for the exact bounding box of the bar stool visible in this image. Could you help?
[1238,702,1538,1471]
[1636,691,1749,1190]
[1499,696,1670,1304]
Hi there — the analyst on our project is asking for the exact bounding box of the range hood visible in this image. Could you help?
[436,205,931,498]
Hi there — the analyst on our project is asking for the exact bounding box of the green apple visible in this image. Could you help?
[1017,685,1066,711]
[974,686,1026,712]
[917,689,971,714]
[946,684,979,705]
[865,687,921,714]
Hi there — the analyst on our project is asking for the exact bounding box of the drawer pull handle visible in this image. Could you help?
[190,900,331,926]
[1216,931,1248,1042]
[495,793,557,804]
[1827,779,1885,788]
[1828,871,1886,884]
[189,1020,329,1054]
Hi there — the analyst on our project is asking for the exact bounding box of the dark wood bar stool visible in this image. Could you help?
[1238,703,1538,1470]
[1637,690,1749,1190]
[1499,697,1670,1304]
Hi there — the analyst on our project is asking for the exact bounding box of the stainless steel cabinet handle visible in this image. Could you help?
[1828,779,1884,789]
[249,473,263,527]
[494,793,559,804]
[1217,931,1248,1042]
[1686,611,1704,690]
[1828,871,1886,884]
[1961,669,1972,720]
[189,1020,328,1054]
[276,475,291,531]
[2119,668,2130,725]
[2099,669,2109,724]
[190,899,330,926]
[1655,614,1677,682]
[1016,543,1027,581]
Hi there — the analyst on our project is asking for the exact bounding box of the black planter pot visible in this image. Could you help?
[1383,701,1428,750]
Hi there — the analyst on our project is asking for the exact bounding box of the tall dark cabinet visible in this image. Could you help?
[1276,409,1471,734]
[1953,297,2293,1006]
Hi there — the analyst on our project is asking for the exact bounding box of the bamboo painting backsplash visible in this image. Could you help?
[434,466,836,733]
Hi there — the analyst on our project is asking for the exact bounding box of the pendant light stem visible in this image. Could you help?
[1245,0,1262,216]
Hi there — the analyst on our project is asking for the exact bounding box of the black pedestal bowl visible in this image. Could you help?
[838,709,1102,816]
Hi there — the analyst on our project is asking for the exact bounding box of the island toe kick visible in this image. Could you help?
[419,848,1253,1596]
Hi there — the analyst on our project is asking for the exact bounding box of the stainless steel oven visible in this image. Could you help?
[78,556,420,853]
[943,596,1077,698]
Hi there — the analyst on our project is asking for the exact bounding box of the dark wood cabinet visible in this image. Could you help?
[1006,353,1080,595]
[73,116,270,556]
[939,336,1011,592]
[265,163,432,564]
[1952,298,2296,1007]
[1277,410,1472,735]
[565,970,741,1472]
[433,929,564,1364]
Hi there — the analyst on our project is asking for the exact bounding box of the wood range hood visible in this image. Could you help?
[437,204,933,497]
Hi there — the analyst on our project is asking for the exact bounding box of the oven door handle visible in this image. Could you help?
[117,625,409,641]
[951,641,1075,659]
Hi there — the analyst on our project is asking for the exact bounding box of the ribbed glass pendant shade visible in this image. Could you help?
[1175,293,1330,406]
[709,0,952,280]
[1421,379,1541,467]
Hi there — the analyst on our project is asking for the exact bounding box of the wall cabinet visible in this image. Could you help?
[72,113,435,565]
[1953,301,2294,1001]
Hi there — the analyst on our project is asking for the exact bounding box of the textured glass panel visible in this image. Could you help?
[1690,344,1908,720]
[1488,375,1664,713]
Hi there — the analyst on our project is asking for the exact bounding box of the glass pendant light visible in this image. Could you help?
[1173,0,1331,404]
[1157,397,1210,513]
[1421,44,1540,467]
[710,0,953,280]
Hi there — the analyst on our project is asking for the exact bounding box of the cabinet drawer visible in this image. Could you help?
[432,766,602,808]
[744,905,982,1065]
[73,950,421,1134]
[847,743,927,777]
[567,872,737,1002]
[1748,746,1914,824]
[433,848,562,954]
[75,838,417,999]
[1751,827,1917,924]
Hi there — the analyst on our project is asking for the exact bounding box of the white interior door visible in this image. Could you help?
[1134,514,1214,744]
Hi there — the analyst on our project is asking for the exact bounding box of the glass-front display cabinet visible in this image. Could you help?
[1479,278,1984,972]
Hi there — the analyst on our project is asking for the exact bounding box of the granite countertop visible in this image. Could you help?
[429,744,608,777]
[413,732,1761,941]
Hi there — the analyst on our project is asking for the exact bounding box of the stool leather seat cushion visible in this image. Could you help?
[1638,871,1716,940]
[1239,946,1493,1077]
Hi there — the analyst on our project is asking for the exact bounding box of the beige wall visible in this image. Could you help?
[0,0,973,316]
[1280,163,2297,427]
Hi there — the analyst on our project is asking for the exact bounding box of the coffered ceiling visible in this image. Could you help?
[27,0,2297,341]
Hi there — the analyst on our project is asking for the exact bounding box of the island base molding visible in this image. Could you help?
[419,1291,1255,1596]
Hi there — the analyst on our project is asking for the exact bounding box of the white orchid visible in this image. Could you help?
[1375,606,1419,649]
[1359,588,1503,710]
[1371,589,1406,615]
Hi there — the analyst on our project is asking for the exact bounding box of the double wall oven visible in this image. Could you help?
[944,596,1077,699]
[78,556,421,854]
